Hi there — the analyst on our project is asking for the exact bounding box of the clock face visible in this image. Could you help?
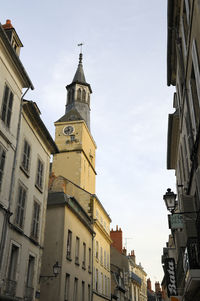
[63,125,74,135]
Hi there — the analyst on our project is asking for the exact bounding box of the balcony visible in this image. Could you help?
[4,279,17,297]
[129,272,141,286]
[184,237,200,299]
[24,286,34,301]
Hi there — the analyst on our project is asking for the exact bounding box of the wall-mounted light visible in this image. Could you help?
[163,188,177,213]
[40,262,61,281]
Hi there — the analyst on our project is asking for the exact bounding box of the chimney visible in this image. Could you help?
[110,225,123,253]
[130,250,136,263]
[155,282,161,293]
[122,247,127,256]
[147,278,152,291]
[2,19,13,29]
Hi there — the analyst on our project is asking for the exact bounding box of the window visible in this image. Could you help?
[100,247,103,265]
[82,281,85,301]
[35,158,44,189]
[82,89,86,101]
[8,244,19,281]
[95,241,99,259]
[105,275,107,296]
[88,284,90,301]
[77,88,82,101]
[82,242,86,269]
[64,274,70,301]
[1,84,13,128]
[31,201,40,239]
[75,237,80,264]
[88,248,91,272]
[21,140,31,173]
[103,275,106,295]
[190,63,200,129]
[15,183,26,228]
[107,252,109,270]
[26,255,35,288]
[73,278,78,301]
[104,250,106,267]
[67,230,72,260]
[70,135,75,142]
[87,94,90,106]
[0,146,6,190]
[68,91,71,104]
[95,268,98,291]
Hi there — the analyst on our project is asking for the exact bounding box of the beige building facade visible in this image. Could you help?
[40,177,94,301]
[0,20,57,301]
[128,252,147,301]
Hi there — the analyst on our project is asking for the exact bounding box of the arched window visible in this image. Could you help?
[87,93,90,106]
[82,89,86,101]
[77,88,82,101]
[71,89,74,102]
[68,91,71,103]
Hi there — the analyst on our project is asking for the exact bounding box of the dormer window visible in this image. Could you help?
[2,20,23,57]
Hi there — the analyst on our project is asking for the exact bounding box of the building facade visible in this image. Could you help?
[0,20,57,300]
[162,0,200,300]
[40,176,94,301]
[110,226,147,301]
[42,53,112,300]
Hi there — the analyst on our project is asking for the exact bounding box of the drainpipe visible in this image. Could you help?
[0,87,30,272]
[91,231,95,301]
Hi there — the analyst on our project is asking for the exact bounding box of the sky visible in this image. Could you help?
[1,0,177,286]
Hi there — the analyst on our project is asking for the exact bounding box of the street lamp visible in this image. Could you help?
[40,261,61,281]
[163,188,177,213]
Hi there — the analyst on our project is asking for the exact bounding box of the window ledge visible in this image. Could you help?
[20,165,30,178]
[35,184,43,193]
[66,256,72,261]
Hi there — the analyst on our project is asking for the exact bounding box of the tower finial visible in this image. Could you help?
[78,43,84,64]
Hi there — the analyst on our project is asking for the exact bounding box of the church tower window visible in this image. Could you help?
[87,94,90,105]
[68,91,71,104]
[71,89,74,102]
[82,89,86,101]
[77,88,82,101]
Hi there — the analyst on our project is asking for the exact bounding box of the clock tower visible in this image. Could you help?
[52,53,97,194]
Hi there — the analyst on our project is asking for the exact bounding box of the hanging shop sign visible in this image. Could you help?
[168,214,184,229]
[164,258,178,297]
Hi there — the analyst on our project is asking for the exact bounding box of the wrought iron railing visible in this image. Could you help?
[4,279,17,297]
[129,271,141,286]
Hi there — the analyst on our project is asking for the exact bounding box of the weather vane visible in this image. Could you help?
[78,43,84,53]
